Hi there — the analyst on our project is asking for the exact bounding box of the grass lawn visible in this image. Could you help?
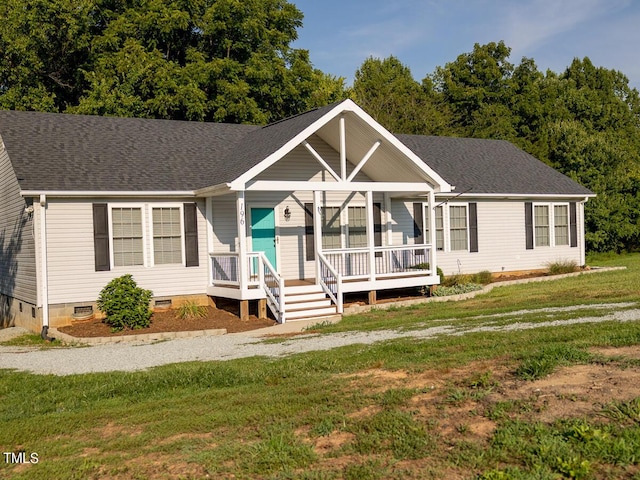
[0,253,639,479]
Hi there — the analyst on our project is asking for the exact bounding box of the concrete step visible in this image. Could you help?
[286,306,338,320]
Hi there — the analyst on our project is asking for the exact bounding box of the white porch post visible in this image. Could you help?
[236,191,248,294]
[313,190,322,281]
[366,190,376,282]
[339,115,346,180]
[384,193,392,246]
[428,190,438,278]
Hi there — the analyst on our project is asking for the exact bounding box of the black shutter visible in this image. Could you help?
[305,203,315,261]
[413,202,424,256]
[93,203,110,271]
[569,202,578,248]
[184,203,199,267]
[374,202,382,258]
[469,202,478,253]
[525,202,534,250]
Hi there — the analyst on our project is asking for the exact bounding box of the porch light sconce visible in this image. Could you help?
[283,206,291,222]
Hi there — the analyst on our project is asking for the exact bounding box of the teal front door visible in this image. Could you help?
[251,208,277,269]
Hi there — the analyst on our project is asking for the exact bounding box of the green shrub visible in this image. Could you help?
[471,270,493,285]
[547,259,579,275]
[431,283,483,297]
[96,274,153,332]
[442,273,471,287]
[176,301,207,320]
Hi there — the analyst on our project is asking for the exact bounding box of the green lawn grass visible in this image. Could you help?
[0,253,638,479]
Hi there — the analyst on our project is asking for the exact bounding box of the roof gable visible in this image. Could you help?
[229,99,452,192]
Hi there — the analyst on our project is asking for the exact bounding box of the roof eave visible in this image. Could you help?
[20,190,196,198]
[434,192,596,200]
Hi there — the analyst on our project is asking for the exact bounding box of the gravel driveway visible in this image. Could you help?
[1,303,638,376]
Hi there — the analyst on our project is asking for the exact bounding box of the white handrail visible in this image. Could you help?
[258,252,286,323]
[317,252,343,314]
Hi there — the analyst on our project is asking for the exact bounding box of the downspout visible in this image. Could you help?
[39,194,53,341]
[581,196,589,268]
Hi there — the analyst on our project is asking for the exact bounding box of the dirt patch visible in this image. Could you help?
[333,348,640,451]
[58,305,276,338]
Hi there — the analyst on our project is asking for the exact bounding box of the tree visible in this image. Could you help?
[0,0,346,123]
[431,41,514,130]
[351,56,449,135]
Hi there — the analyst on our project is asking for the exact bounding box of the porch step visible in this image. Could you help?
[288,299,333,310]
[282,284,338,321]
[284,284,324,295]
[286,292,329,303]
[286,306,338,320]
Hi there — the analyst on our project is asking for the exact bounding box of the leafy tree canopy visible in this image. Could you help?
[0,0,347,123]
[354,44,640,252]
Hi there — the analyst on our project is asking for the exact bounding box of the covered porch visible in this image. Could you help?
[199,102,450,322]
[206,186,440,323]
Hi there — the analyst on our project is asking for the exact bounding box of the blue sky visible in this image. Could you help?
[292,0,640,90]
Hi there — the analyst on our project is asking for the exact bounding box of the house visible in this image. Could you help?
[0,99,594,334]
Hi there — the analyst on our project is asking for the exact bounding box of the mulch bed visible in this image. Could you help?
[57,305,276,338]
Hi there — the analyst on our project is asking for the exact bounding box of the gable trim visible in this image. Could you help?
[230,99,452,193]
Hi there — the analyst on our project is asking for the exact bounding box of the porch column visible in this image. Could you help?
[236,191,248,295]
[313,190,322,281]
[428,190,438,278]
[366,190,376,282]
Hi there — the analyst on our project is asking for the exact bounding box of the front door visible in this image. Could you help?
[251,208,277,269]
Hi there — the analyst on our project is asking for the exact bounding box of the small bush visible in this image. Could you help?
[547,259,579,275]
[431,283,483,297]
[471,270,493,285]
[96,274,153,332]
[442,274,471,287]
[176,301,207,320]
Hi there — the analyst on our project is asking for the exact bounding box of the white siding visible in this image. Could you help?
[45,198,209,304]
[436,199,585,275]
[390,200,419,246]
[0,145,37,304]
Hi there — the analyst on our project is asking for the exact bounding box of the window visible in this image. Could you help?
[322,207,341,249]
[534,205,550,247]
[347,206,367,248]
[435,206,444,251]
[449,205,468,251]
[554,205,569,246]
[153,207,182,264]
[111,207,144,266]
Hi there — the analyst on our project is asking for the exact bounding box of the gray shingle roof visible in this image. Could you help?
[0,110,259,191]
[0,105,593,197]
[396,134,593,196]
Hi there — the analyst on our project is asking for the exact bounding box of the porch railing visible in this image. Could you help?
[318,252,343,313]
[323,244,432,279]
[260,252,285,322]
[210,252,285,322]
[211,253,240,285]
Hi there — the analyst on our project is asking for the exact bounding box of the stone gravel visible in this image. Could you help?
[1,303,638,376]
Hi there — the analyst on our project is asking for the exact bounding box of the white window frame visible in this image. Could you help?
[431,203,470,253]
[448,203,470,252]
[346,205,367,248]
[321,203,370,250]
[149,203,186,267]
[533,202,570,248]
[553,203,570,247]
[108,203,148,269]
